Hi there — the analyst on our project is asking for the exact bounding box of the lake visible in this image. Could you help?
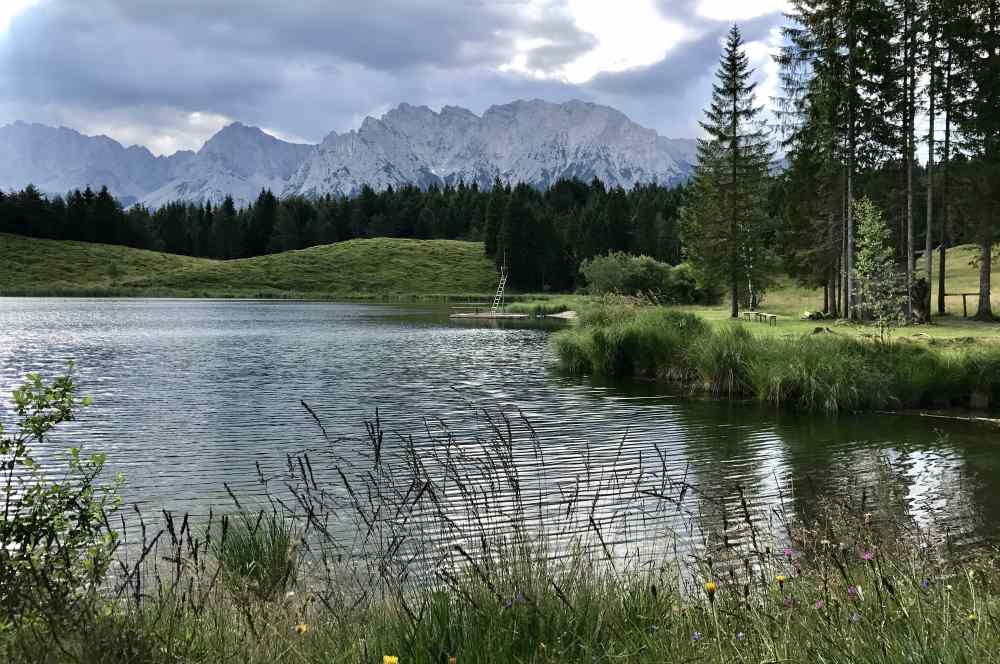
[1,298,998,560]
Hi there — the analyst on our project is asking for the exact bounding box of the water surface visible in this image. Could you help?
[1,298,997,554]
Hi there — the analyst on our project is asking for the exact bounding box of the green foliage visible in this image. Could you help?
[853,197,906,342]
[578,252,717,304]
[0,365,121,628]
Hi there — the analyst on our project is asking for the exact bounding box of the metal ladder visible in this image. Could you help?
[490,264,508,315]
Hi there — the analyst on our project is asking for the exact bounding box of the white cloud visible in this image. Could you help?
[0,0,41,35]
[696,0,790,22]
[502,0,688,84]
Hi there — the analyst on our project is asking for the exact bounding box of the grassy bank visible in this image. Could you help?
[0,233,498,298]
[550,302,1000,412]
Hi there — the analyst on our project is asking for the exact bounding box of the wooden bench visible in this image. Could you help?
[741,311,777,326]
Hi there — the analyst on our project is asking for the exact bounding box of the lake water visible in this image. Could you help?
[1,298,998,560]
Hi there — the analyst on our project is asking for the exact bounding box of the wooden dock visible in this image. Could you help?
[448,311,530,319]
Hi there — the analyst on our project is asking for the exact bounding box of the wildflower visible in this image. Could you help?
[850,612,862,624]
[783,595,795,609]
[705,580,718,600]
[814,600,826,610]
[384,657,399,664]
[864,512,872,525]
[847,585,861,600]
[691,631,703,642]
[736,631,746,642]
[776,574,786,589]
[967,612,977,622]
[820,539,831,546]
[783,547,794,560]
[921,578,931,591]
[946,584,954,592]
[294,622,309,636]
[861,550,875,562]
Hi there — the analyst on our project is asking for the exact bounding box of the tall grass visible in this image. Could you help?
[551,303,1000,412]
[216,511,302,602]
[4,397,999,663]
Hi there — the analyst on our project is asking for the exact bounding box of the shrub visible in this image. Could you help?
[0,366,122,627]
[579,253,717,304]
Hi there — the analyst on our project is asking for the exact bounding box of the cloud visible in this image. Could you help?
[0,0,789,153]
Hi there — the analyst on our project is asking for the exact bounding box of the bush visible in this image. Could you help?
[579,252,717,304]
[0,366,121,628]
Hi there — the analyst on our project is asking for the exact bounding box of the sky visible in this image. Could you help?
[0,0,790,156]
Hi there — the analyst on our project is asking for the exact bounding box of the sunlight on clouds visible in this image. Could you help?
[501,0,687,84]
[0,0,41,35]
[696,0,790,22]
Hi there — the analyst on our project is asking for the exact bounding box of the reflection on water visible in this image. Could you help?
[0,298,997,556]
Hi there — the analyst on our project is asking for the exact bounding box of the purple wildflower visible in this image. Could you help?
[921,578,931,591]
[861,550,875,562]
[692,631,703,642]
[783,595,796,609]
[847,585,860,600]
[736,631,746,642]
[814,600,826,610]
[850,611,862,624]
[784,547,794,561]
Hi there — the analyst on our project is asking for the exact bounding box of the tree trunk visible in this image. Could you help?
[925,33,935,320]
[845,2,856,320]
[905,0,916,321]
[823,281,830,314]
[938,51,952,315]
[976,234,993,320]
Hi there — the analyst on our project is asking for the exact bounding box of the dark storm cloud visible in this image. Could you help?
[0,0,787,152]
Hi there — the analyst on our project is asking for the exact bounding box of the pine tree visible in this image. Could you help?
[853,197,906,342]
[682,25,773,317]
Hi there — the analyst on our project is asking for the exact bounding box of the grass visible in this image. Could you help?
[0,233,499,299]
[550,300,1000,412]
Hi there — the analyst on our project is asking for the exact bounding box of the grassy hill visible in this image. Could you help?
[0,234,498,298]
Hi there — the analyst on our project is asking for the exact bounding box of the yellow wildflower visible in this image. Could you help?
[967,612,977,622]
[384,657,400,664]
[294,622,309,636]
[705,580,718,596]
[776,574,786,588]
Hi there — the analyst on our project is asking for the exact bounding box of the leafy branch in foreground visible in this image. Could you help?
[0,365,122,634]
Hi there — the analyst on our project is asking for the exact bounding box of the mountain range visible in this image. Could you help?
[0,99,698,208]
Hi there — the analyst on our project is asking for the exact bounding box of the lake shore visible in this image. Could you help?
[550,302,1000,414]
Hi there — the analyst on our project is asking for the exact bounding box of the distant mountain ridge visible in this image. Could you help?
[0,100,698,208]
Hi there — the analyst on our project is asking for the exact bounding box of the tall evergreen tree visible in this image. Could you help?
[682,25,773,317]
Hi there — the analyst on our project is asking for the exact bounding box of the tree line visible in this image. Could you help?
[0,179,688,292]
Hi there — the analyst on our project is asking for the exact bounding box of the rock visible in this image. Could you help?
[812,327,835,335]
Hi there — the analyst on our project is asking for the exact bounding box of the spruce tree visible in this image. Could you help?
[681,25,773,317]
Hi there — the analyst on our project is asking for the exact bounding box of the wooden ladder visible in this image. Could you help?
[491,265,508,315]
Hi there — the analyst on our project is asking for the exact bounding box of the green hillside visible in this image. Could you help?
[0,234,498,298]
